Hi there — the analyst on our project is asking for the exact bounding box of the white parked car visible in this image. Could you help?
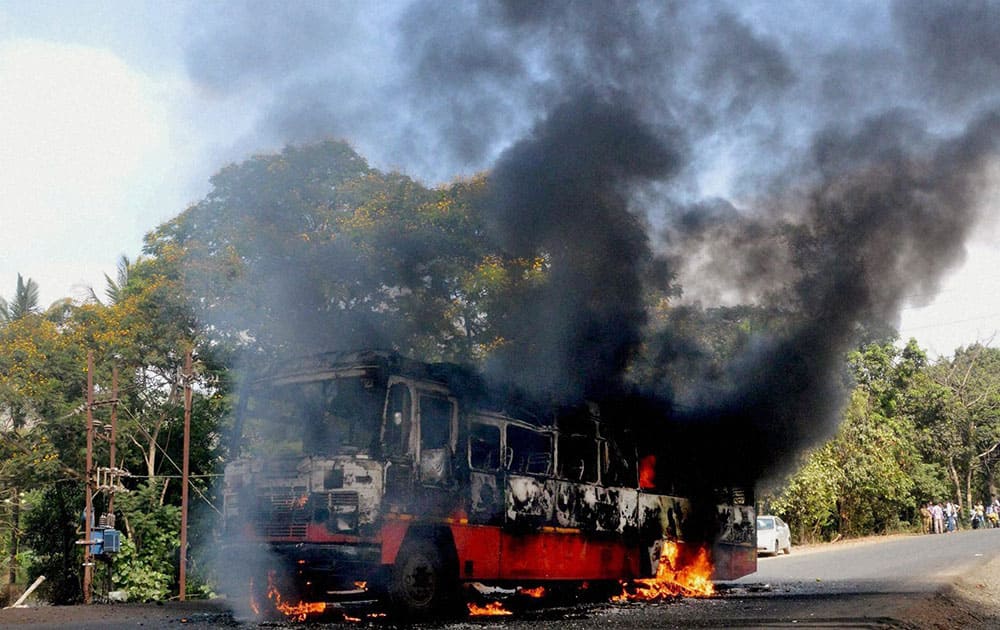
[756,515,791,555]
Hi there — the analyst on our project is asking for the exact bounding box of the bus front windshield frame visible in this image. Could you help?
[238,372,383,458]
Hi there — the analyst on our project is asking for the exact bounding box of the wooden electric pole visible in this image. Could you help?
[83,351,94,604]
[178,350,193,601]
[81,354,121,604]
[108,366,118,515]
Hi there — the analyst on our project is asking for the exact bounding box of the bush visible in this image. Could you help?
[112,479,179,602]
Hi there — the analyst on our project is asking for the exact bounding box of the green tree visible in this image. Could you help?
[0,274,59,603]
[774,340,929,539]
[833,388,917,535]
[19,484,84,604]
[143,141,536,364]
[111,480,181,601]
[771,444,841,542]
[0,254,227,603]
[917,344,1000,509]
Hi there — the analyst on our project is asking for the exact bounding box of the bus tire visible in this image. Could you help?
[389,537,457,618]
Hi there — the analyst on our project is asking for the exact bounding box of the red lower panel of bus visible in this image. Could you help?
[450,524,642,581]
[711,542,756,580]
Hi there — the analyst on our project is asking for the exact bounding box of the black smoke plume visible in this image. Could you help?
[179,0,1000,493]
[484,93,683,401]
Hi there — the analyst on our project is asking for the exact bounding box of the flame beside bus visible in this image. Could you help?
[468,600,514,616]
[614,540,715,602]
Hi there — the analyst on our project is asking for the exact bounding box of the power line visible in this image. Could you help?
[899,312,1000,333]
[117,405,222,515]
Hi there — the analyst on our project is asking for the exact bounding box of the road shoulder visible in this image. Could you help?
[897,550,1000,629]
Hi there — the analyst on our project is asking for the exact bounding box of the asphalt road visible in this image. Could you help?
[737,527,999,594]
[3,528,998,629]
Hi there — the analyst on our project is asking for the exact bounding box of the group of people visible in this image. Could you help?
[920,498,1000,533]
[970,499,1000,529]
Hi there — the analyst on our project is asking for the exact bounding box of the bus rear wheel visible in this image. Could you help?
[389,538,457,618]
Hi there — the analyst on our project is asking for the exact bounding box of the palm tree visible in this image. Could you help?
[0,274,40,323]
[87,254,134,305]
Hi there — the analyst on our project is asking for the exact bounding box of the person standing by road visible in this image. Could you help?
[972,502,985,529]
[932,503,945,534]
[920,502,932,534]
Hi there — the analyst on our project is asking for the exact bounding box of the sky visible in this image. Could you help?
[1,0,998,359]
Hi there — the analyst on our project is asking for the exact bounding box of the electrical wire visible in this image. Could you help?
[116,404,222,515]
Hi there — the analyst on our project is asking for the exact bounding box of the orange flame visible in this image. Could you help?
[614,541,715,602]
[249,577,261,616]
[639,455,656,490]
[518,585,546,598]
[468,600,514,616]
[292,494,309,509]
[263,571,327,621]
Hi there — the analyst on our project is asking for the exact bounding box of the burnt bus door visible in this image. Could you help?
[382,379,414,503]
[468,418,504,524]
[381,378,459,510]
[415,389,458,487]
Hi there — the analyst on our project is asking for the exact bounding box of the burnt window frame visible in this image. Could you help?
[556,433,600,484]
[239,368,382,458]
[504,424,554,476]
[468,420,503,472]
[599,432,638,489]
[418,391,457,452]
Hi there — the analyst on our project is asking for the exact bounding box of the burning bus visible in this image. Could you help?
[221,350,755,618]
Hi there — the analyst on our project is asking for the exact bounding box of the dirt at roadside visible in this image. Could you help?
[0,598,234,629]
[896,551,1000,629]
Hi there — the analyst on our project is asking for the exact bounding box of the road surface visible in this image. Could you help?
[2,528,998,628]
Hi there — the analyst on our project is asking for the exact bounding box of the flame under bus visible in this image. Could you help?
[222,351,755,618]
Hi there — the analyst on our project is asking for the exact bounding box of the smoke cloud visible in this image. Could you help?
[179,0,1000,487]
[483,93,683,400]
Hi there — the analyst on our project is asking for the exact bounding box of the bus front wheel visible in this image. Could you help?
[389,538,457,618]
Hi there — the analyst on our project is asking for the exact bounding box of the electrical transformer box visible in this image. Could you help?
[89,528,121,555]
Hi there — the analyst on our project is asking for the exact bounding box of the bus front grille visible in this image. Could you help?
[256,490,309,539]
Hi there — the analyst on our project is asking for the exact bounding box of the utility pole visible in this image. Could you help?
[81,355,122,604]
[83,351,94,604]
[107,366,118,515]
[179,351,193,601]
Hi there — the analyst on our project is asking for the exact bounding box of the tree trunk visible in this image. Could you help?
[948,461,962,507]
[965,463,974,511]
[147,439,157,478]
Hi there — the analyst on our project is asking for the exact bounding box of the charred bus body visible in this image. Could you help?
[222,351,755,616]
